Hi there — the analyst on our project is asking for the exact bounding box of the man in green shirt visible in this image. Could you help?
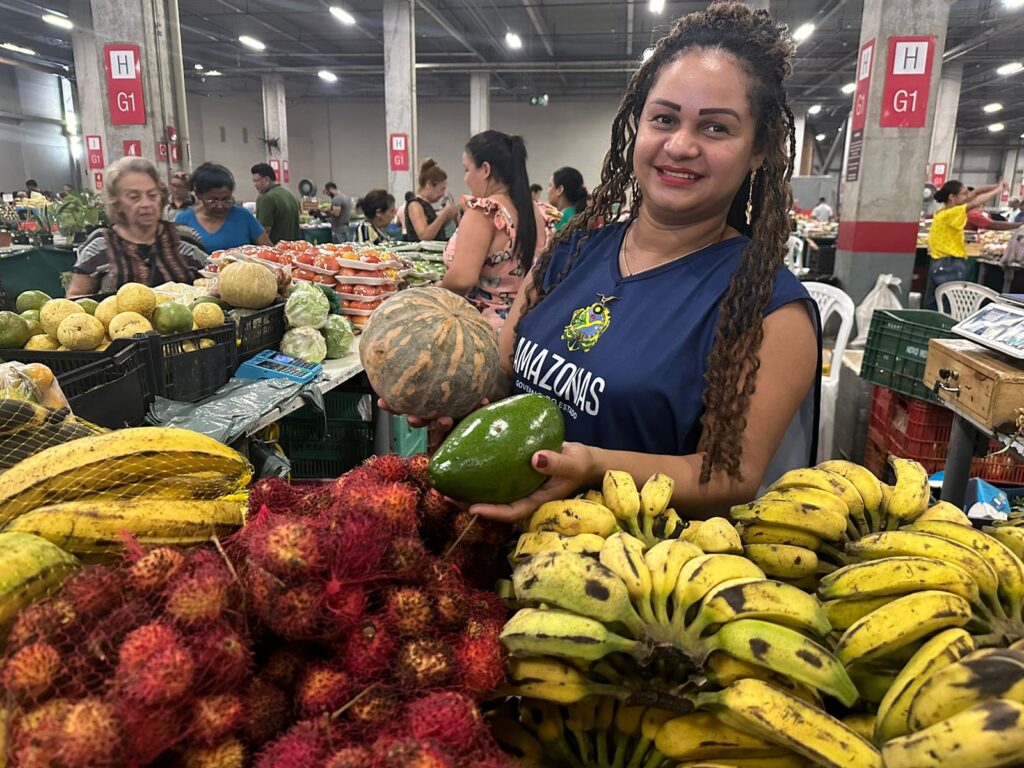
[251,162,300,243]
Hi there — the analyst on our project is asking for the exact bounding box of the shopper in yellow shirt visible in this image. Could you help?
[925,179,1008,309]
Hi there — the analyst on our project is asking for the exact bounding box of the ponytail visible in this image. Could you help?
[552,166,588,210]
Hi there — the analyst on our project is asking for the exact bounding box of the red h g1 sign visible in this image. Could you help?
[104,44,146,125]
[389,134,410,172]
[930,162,948,189]
[85,135,105,170]
[880,36,935,128]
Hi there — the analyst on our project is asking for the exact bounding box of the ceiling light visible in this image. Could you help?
[505,31,522,49]
[983,102,1003,113]
[65,114,77,134]
[41,12,72,30]
[807,104,822,115]
[793,23,815,43]
[841,82,856,94]
[193,63,204,71]
[1,42,36,56]
[317,70,337,83]
[238,35,265,51]
[815,133,826,141]
[329,6,356,25]
[650,0,666,12]
[1002,0,1024,9]
[641,46,655,62]
[988,123,1005,132]
[205,70,223,77]
[997,62,1023,76]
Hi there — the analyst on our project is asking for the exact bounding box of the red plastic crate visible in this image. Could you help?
[869,387,894,431]
[864,432,888,478]
[903,398,953,443]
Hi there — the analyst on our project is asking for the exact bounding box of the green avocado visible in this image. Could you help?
[428,393,564,504]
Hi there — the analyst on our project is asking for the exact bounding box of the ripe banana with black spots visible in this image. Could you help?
[695,678,883,768]
[686,578,830,639]
[506,657,621,704]
[816,459,885,532]
[599,531,658,625]
[691,516,743,554]
[527,498,620,538]
[500,607,643,661]
[730,489,848,542]
[846,665,896,705]
[768,467,867,535]
[644,538,703,626]
[737,522,822,551]
[885,457,931,524]
[841,713,877,743]
[640,473,674,518]
[671,554,765,633]
[705,653,823,705]
[518,698,586,768]
[654,711,782,761]
[833,590,972,666]
[821,596,896,631]
[510,530,606,564]
[987,524,1024,562]
[489,714,545,767]
[917,501,971,526]
[602,469,642,537]
[818,556,980,604]
[742,544,818,580]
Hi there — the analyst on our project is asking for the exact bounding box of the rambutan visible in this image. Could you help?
[242,563,281,623]
[406,453,431,488]
[320,509,387,576]
[268,581,324,640]
[182,738,246,768]
[260,646,308,690]
[295,664,351,717]
[347,686,399,730]
[385,587,433,636]
[433,588,469,632]
[325,745,373,768]
[406,692,484,753]
[255,720,330,768]
[396,639,454,688]
[189,623,252,693]
[331,466,380,502]
[419,487,453,530]
[192,693,245,745]
[381,536,430,581]
[2,640,61,701]
[455,629,506,698]
[366,481,420,534]
[373,737,455,768]
[128,546,185,592]
[466,589,509,627]
[165,563,232,626]
[324,579,367,633]
[116,622,195,704]
[248,477,303,516]
[450,510,510,549]
[117,703,189,764]
[56,697,122,767]
[424,560,464,594]
[241,678,290,745]
[8,697,68,753]
[61,566,123,619]
[5,599,75,649]
[251,518,322,580]
[340,618,396,681]
[363,453,410,483]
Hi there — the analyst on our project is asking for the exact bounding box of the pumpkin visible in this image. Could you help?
[217,261,278,309]
[359,287,501,420]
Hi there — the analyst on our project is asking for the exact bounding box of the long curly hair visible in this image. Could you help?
[520,1,797,484]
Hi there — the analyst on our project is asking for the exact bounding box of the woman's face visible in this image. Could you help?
[374,204,396,227]
[199,186,235,220]
[949,187,970,206]
[116,171,162,229]
[170,176,188,198]
[463,151,490,198]
[548,178,565,208]
[423,179,447,203]
[632,49,764,225]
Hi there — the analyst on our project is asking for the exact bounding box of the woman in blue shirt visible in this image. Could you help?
[176,163,271,252]
[395,3,819,522]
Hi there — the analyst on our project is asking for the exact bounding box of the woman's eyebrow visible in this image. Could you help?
[699,107,741,119]
[651,98,682,111]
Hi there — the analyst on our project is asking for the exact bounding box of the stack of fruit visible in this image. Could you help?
[495,458,1024,768]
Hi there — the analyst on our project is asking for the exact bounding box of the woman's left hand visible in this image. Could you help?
[469,442,598,523]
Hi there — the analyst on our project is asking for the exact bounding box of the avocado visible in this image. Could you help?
[428,393,564,504]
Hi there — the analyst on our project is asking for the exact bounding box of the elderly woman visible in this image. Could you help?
[66,157,208,297]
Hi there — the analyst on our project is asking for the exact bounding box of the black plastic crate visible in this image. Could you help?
[279,419,375,479]
[233,302,286,363]
[148,323,238,403]
[284,388,370,423]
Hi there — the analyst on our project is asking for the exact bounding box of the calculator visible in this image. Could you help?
[235,350,323,383]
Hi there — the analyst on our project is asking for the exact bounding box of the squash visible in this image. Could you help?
[359,286,501,419]
[217,261,278,309]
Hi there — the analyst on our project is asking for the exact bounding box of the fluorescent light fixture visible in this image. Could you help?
[793,22,815,43]
[329,6,356,25]
[807,104,822,115]
[1002,0,1024,9]
[650,0,666,12]
[65,114,77,134]
[815,133,826,141]
[193,63,204,71]
[841,82,856,94]
[317,70,337,83]
[205,70,223,77]
[997,61,1023,76]
[642,46,655,62]
[983,102,1003,113]
[505,31,522,49]
[238,35,265,51]
[41,12,72,30]
[1,42,36,55]
[988,122,1005,132]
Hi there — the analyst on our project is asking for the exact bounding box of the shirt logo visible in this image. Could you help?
[561,294,616,352]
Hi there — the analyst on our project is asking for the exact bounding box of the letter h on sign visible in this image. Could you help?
[880,36,935,128]
[104,44,146,126]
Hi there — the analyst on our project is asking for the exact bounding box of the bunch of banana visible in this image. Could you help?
[0,399,104,470]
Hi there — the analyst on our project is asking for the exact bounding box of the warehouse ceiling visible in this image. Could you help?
[4,0,1024,147]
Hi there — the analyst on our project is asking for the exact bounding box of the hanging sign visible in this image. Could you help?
[283,160,290,184]
[93,173,104,191]
[122,140,142,157]
[880,36,935,128]
[85,135,105,170]
[845,39,874,182]
[157,142,168,161]
[389,134,410,172]
[929,162,947,189]
[269,158,281,178]
[170,143,181,164]
[104,44,146,125]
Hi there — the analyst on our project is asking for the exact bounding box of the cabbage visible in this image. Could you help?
[280,326,327,363]
[285,288,329,329]
[287,280,320,298]
[321,314,354,359]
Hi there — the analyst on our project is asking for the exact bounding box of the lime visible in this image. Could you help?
[0,311,31,349]
[151,302,194,335]
[75,298,100,316]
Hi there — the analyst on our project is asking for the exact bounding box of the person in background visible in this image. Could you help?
[405,159,458,242]
[965,188,1024,232]
[251,162,300,243]
[60,183,73,199]
[25,180,47,203]
[353,190,396,245]
[394,191,414,238]
[176,162,271,252]
[442,130,554,332]
[810,196,833,223]
[531,183,543,203]
[164,171,194,220]
[67,157,206,296]
[1010,197,1024,224]
[548,167,588,231]
[324,181,352,243]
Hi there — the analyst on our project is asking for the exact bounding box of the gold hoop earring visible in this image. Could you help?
[745,169,757,227]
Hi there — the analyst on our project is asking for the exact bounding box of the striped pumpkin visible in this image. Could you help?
[359,287,501,420]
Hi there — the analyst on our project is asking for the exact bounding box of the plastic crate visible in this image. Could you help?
[148,323,237,403]
[285,389,370,423]
[392,415,427,457]
[279,418,375,479]
[861,310,958,403]
[864,429,888,478]
[233,302,286,363]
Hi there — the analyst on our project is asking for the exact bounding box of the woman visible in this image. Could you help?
[925,179,1014,309]
[175,163,271,252]
[405,159,458,242]
[164,171,194,220]
[392,2,819,523]
[441,131,554,332]
[67,157,207,296]
[353,190,396,245]
[548,166,589,231]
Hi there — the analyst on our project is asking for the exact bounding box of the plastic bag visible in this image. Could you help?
[850,274,902,348]
[321,315,354,359]
[281,326,328,363]
[1002,230,1024,268]
[285,288,329,329]
[0,361,68,409]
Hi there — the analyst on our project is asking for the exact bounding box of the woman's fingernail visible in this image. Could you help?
[535,454,549,469]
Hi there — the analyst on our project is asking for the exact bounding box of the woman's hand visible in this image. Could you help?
[469,442,598,523]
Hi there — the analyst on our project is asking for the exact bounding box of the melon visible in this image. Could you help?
[40,299,85,337]
[191,302,225,329]
[0,311,30,349]
[75,298,100,316]
[16,290,51,313]
[217,261,278,309]
[24,334,61,351]
[117,283,157,319]
[20,310,43,338]
[56,314,106,351]
[94,296,121,330]
[108,312,154,340]
[152,303,194,335]
[359,287,501,420]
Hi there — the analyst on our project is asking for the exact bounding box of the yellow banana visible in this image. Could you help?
[518,698,584,767]
[0,532,79,626]
[488,714,545,767]
[602,470,642,536]
[686,578,830,639]
[645,538,704,626]
[885,457,931,524]
[675,755,813,768]
[917,501,971,526]
[671,554,765,632]
[655,711,782,760]
[705,653,822,705]
[821,596,896,631]
[527,498,620,537]
[730,492,847,542]
[768,467,866,534]
[737,522,822,551]
[640,473,674,518]
[818,556,980,604]
[599,532,658,625]
[510,530,606,564]
[841,713,876,743]
[987,525,1024,562]
[741,544,818,580]
[565,696,600,764]
[692,516,744,554]
[500,607,642,661]
[507,658,620,704]
[584,489,605,505]
[846,664,896,704]
[817,459,885,533]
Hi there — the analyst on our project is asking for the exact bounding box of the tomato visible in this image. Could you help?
[293,268,318,281]
[337,267,361,277]
[335,284,355,294]
[294,252,316,266]
[315,255,339,272]
[352,284,382,297]
[312,273,336,285]
[349,314,370,327]
[359,253,380,264]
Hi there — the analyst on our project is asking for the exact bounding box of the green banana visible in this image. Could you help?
[500,607,644,661]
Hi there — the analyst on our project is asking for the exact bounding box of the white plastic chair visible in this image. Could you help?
[786,235,807,275]
[934,280,999,321]
[803,282,855,463]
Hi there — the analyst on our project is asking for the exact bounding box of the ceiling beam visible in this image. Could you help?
[520,0,554,57]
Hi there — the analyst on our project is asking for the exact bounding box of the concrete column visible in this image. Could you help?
[834,0,954,305]
[1002,147,1020,202]
[469,72,490,137]
[928,60,962,183]
[383,0,417,195]
[792,111,806,177]
[261,75,289,171]
[69,0,189,189]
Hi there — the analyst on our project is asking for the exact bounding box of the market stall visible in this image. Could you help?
[0,245,76,311]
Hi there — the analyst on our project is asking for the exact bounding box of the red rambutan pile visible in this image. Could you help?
[7,697,68,757]
[325,745,374,768]
[406,453,431,489]
[181,738,247,768]
[339,618,396,681]
[455,629,507,698]
[116,622,195,705]
[117,703,191,764]
[255,720,331,768]
[396,639,455,689]
[320,508,387,577]
[2,641,62,701]
[324,578,368,633]
[295,663,351,717]
[347,686,400,732]
[381,535,430,581]
[247,515,322,580]
[61,566,123,620]
[418,487,453,533]
[372,737,455,768]
[406,691,485,754]
[248,477,305,516]
[241,677,290,746]
[267,582,325,640]
[385,586,433,636]
[127,546,185,592]
[362,453,409,483]
[261,646,308,690]
[56,697,122,767]
[5,599,75,650]
[164,560,233,627]
[188,623,252,693]
[192,692,245,745]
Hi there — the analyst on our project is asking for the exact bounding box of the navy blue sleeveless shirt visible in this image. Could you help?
[513,221,817,465]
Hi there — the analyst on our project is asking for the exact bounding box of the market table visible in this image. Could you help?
[977,257,1018,294]
[939,407,1023,508]
[0,245,77,310]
